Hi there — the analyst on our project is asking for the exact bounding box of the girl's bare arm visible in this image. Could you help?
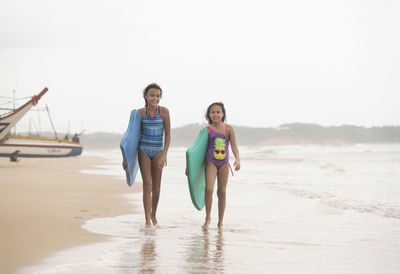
[160,106,171,168]
[228,125,240,170]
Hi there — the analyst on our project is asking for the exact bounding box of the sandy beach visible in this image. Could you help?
[0,155,139,274]
[2,145,400,273]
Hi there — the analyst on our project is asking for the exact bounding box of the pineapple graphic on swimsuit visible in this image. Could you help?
[214,137,226,160]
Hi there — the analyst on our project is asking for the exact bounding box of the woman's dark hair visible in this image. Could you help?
[205,102,226,124]
[143,83,162,106]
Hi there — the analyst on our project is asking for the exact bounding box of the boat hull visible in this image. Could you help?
[0,136,82,158]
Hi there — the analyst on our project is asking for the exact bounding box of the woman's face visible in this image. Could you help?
[209,105,224,124]
[145,88,161,107]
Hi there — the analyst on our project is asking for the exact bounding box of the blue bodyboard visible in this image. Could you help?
[120,109,142,187]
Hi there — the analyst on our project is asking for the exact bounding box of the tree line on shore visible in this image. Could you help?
[75,123,400,150]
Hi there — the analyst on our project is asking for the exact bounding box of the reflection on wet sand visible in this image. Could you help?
[214,230,224,269]
[184,230,225,273]
[139,229,157,273]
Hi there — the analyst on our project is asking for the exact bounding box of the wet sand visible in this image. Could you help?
[0,156,139,274]
[4,146,400,273]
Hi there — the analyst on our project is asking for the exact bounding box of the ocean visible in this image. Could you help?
[21,144,400,273]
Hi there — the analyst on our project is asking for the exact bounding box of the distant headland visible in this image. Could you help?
[76,123,400,150]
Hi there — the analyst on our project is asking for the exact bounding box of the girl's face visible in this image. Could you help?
[209,105,224,124]
[145,88,161,107]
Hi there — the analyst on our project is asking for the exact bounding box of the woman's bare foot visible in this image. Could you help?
[202,217,211,231]
[217,222,223,230]
[145,221,152,229]
[151,216,158,226]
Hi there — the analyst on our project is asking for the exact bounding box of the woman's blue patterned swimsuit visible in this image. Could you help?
[138,106,165,159]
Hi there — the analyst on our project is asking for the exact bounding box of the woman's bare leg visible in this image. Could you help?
[203,160,218,230]
[138,150,152,227]
[150,152,164,225]
[217,163,229,229]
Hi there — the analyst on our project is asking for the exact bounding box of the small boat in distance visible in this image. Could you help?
[0,87,83,158]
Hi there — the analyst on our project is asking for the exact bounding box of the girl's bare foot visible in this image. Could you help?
[151,216,158,226]
[202,217,211,231]
[217,222,223,230]
[145,221,152,228]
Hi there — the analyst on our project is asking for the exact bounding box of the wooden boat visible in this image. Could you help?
[0,135,83,158]
[0,87,83,158]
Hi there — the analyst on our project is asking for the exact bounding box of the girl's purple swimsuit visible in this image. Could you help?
[205,125,230,169]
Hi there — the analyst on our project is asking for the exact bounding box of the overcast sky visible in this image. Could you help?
[1,0,399,134]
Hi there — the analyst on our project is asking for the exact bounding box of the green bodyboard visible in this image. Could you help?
[186,128,209,210]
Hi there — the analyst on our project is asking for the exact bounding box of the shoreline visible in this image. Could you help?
[1,146,399,273]
[0,155,140,274]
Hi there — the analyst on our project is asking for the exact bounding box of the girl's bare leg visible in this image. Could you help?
[203,160,218,230]
[217,163,229,229]
[138,150,152,227]
[150,152,164,225]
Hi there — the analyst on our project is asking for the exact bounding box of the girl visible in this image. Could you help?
[202,102,240,230]
[123,83,171,227]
